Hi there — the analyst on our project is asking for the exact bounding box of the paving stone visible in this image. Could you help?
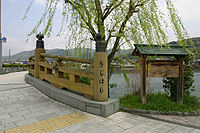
[9,110,31,117]
[0,122,16,131]
[22,111,45,119]
[0,114,10,120]
[101,120,119,127]
[168,126,195,133]
[4,106,19,113]
[50,128,69,133]
[1,115,24,124]
[108,125,125,133]
[36,113,59,121]
[115,121,136,129]
[146,130,160,133]
[153,123,177,133]
[7,104,26,109]
[64,123,87,133]
[14,117,40,127]
[142,121,162,127]
[190,129,200,133]
[83,124,114,133]
[122,126,149,133]
[0,107,6,114]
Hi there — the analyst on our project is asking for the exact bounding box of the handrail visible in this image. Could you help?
[40,53,93,64]
[29,55,34,60]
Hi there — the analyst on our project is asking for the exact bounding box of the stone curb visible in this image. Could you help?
[120,107,200,116]
[24,73,119,117]
[0,67,28,75]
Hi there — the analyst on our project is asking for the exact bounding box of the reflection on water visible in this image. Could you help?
[109,71,200,99]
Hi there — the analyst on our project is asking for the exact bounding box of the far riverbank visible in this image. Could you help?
[109,69,200,99]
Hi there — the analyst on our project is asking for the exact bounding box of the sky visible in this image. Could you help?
[2,0,200,56]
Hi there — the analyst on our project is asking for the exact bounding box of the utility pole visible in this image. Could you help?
[9,49,10,64]
[0,0,2,67]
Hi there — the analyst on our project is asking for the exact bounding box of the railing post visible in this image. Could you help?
[34,34,45,78]
[94,33,108,101]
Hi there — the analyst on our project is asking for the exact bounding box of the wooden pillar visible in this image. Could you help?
[177,57,184,103]
[56,59,63,78]
[34,34,45,78]
[140,55,146,104]
[94,52,108,101]
[34,49,45,78]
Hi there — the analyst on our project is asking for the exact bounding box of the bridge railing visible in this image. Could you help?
[28,34,108,101]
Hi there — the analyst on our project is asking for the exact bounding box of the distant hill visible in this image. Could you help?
[3,49,67,61]
[2,48,132,61]
[3,37,200,61]
[169,37,200,50]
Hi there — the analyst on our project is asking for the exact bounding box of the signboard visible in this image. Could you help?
[94,52,108,101]
[147,60,179,78]
[2,37,7,43]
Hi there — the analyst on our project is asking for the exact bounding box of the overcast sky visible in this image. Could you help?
[2,0,200,56]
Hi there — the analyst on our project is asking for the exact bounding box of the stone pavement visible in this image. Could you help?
[0,71,199,133]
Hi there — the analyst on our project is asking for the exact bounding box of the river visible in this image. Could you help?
[109,71,200,99]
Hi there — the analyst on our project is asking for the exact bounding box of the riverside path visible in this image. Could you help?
[0,71,199,133]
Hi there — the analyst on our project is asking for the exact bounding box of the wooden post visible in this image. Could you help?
[177,57,184,103]
[70,75,80,83]
[94,52,108,101]
[34,34,45,78]
[140,55,146,104]
[56,59,63,78]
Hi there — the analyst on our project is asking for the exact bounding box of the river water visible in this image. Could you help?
[109,71,200,99]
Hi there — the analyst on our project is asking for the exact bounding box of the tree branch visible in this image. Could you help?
[65,0,97,40]
[106,22,117,43]
[108,0,147,65]
[95,0,105,39]
[102,0,124,21]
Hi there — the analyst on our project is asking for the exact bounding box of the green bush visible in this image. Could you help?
[120,93,200,112]
[163,55,195,101]
[80,77,91,85]
[3,64,29,67]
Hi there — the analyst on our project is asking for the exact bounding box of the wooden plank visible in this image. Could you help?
[29,62,34,65]
[147,61,179,77]
[70,74,80,83]
[39,62,54,69]
[40,53,94,64]
[59,67,94,79]
[39,71,94,97]
[141,55,146,104]
[29,69,34,75]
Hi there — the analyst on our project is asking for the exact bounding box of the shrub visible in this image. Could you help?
[80,77,90,85]
[162,55,195,101]
[3,64,29,67]
[120,93,200,112]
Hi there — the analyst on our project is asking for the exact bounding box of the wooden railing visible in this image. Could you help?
[29,53,95,99]
[28,34,108,101]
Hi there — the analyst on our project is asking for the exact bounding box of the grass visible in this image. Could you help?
[120,93,200,112]
[3,64,29,67]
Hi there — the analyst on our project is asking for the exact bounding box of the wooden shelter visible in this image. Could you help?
[132,44,189,104]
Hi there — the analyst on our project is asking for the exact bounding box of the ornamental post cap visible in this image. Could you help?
[36,33,44,40]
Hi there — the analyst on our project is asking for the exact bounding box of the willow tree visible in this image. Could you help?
[25,0,189,73]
